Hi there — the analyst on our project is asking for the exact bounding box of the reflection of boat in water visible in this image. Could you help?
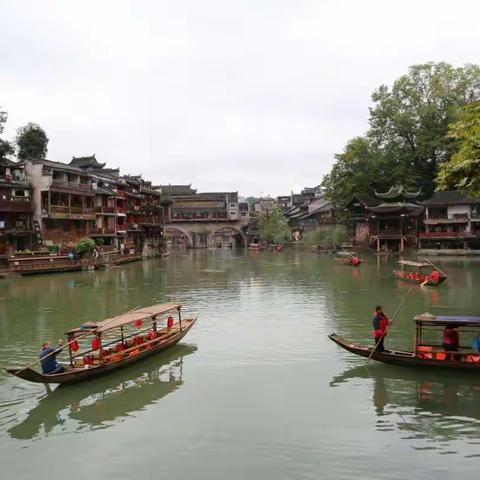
[330,364,480,442]
[8,344,197,440]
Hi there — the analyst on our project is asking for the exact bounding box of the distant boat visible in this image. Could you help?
[248,243,264,251]
[334,251,361,266]
[6,303,197,385]
[393,260,447,286]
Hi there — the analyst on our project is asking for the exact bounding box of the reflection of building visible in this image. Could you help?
[345,186,423,252]
[0,159,33,255]
[420,191,480,252]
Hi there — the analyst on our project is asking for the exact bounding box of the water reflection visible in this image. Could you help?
[331,364,480,453]
[8,344,197,441]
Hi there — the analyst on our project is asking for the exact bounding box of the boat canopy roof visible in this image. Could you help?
[336,251,355,256]
[414,313,480,326]
[66,303,181,335]
[398,260,430,268]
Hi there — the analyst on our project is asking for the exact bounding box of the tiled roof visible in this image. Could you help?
[156,184,197,196]
[70,154,106,169]
[422,190,480,206]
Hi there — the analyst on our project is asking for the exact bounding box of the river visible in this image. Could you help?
[1,250,480,479]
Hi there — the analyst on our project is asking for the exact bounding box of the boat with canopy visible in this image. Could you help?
[6,303,197,385]
[329,313,480,370]
[393,259,447,286]
[334,251,361,266]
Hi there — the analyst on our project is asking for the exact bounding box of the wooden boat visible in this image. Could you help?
[393,260,447,286]
[113,253,143,265]
[248,243,264,251]
[334,251,361,266]
[8,344,197,440]
[329,313,480,371]
[6,303,197,384]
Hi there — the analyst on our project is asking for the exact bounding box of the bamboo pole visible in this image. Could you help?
[15,305,141,374]
[423,257,448,278]
[364,286,414,367]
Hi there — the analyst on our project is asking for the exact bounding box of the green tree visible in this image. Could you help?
[368,62,480,191]
[258,204,289,244]
[0,106,14,158]
[321,136,418,212]
[436,101,480,196]
[76,237,95,254]
[16,122,49,160]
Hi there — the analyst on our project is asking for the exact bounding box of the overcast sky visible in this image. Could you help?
[1,1,479,196]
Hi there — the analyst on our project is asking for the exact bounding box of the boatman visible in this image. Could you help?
[372,306,391,352]
[39,340,65,375]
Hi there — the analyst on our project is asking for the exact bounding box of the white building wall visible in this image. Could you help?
[447,205,470,219]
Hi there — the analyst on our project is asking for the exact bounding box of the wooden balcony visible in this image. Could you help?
[0,198,32,212]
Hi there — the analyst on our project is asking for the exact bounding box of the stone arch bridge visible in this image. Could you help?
[165,220,249,248]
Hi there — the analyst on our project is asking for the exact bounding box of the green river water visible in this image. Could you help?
[1,249,480,479]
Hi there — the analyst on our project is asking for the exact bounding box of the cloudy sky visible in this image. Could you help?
[0,1,478,196]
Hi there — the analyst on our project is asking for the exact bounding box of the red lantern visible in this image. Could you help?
[167,316,174,329]
[91,337,101,351]
[70,340,79,352]
[135,319,143,329]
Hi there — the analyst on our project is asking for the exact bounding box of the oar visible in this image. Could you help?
[14,305,141,374]
[364,286,414,367]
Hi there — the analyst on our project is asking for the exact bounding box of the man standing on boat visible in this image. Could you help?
[39,340,65,375]
[372,306,390,352]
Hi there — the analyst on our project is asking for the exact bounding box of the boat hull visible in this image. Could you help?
[7,318,197,385]
[328,333,480,371]
[392,270,446,286]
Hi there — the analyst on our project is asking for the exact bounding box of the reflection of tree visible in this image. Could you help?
[8,344,196,441]
[331,365,480,446]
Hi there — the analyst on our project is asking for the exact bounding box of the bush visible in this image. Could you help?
[48,245,60,254]
[303,226,348,246]
[95,237,105,246]
[76,237,95,254]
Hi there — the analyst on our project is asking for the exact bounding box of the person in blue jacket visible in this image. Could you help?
[39,340,65,375]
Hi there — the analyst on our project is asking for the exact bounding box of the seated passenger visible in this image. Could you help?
[39,340,65,375]
[472,334,480,352]
[442,325,459,352]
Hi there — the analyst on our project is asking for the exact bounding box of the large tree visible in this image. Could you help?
[321,136,418,210]
[323,62,480,208]
[0,106,14,158]
[258,204,289,244]
[368,62,480,191]
[16,122,49,160]
[436,101,480,196]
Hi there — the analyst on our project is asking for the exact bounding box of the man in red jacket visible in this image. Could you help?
[372,305,390,352]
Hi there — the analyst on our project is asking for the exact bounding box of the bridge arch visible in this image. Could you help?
[165,226,193,248]
[213,226,247,247]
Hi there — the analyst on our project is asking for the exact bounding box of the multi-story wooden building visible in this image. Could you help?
[420,191,480,252]
[0,159,33,255]
[345,186,423,252]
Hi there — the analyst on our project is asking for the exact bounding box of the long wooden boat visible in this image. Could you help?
[6,303,197,384]
[248,243,264,251]
[393,259,447,286]
[334,251,361,266]
[113,253,143,265]
[7,254,103,275]
[329,313,480,371]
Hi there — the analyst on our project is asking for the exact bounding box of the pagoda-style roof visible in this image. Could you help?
[367,201,424,216]
[156,184,197,197]
[70,154,106,169]
[374,185,422,200]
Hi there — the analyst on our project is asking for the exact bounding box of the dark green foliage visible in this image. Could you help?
[436,101,480,196]
[258,204,289,244]
[16,122,49,160]
[323,63,480,209]
[76,237,95,254]
[0,106,13,159]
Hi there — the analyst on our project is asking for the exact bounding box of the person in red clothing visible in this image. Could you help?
[442,325,459,351]
[372,305,391,352]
